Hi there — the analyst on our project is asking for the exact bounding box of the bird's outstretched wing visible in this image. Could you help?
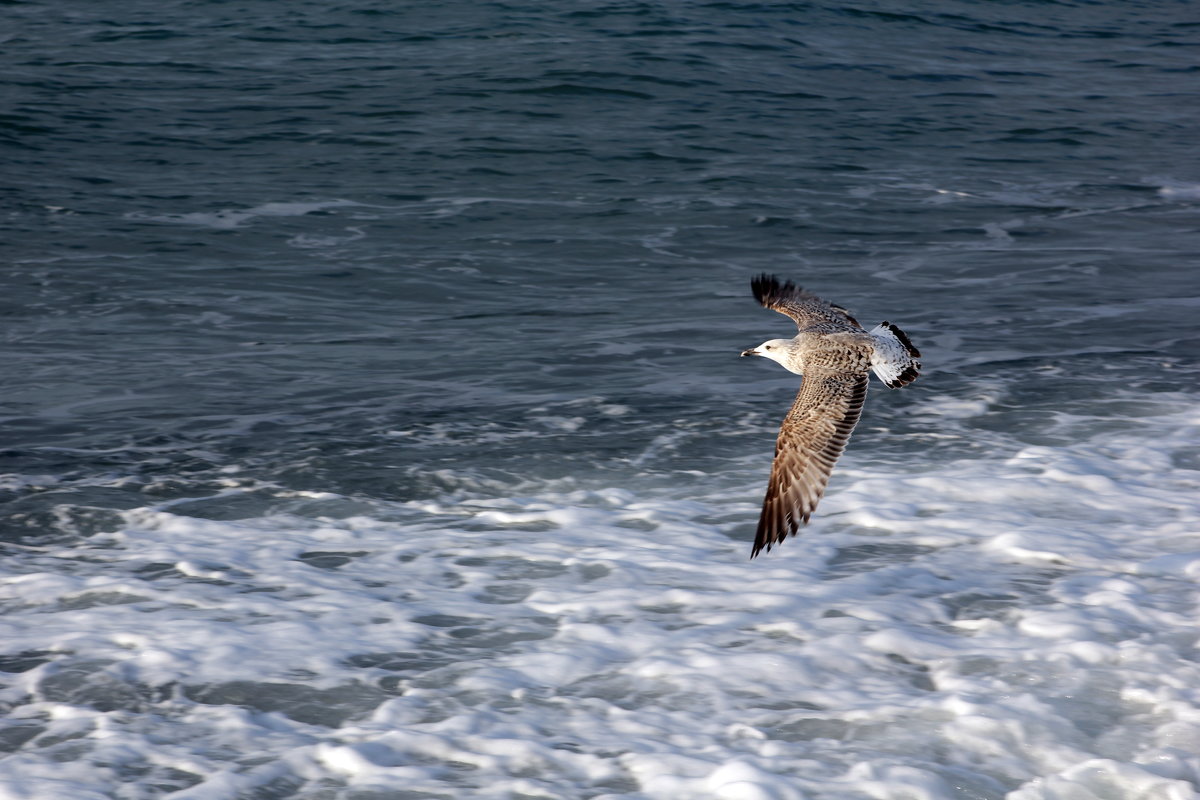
[751,274,863,331]
[752,369,868,557]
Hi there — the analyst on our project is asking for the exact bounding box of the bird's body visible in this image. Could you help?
[741,275,920,557]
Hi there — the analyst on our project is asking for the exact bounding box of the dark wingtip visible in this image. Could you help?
[750,517,773,559]
[750,273,801,308]
[750,536,772,559]
[750,508,806,558]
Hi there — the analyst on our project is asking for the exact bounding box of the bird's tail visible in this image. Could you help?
[869,321,921,388]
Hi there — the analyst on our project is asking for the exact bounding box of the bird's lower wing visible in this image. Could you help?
[752,370,869,557]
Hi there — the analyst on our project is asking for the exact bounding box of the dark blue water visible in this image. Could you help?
[3,3,1200,798]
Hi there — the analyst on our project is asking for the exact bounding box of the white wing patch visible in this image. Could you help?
[869,321,921,388]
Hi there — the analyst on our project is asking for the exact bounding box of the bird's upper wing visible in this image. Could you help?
[752,369,868,557]
[751,274,863,331]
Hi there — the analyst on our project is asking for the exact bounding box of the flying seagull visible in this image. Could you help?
[741,274,920,557]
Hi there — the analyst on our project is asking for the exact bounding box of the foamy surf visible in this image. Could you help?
[2,400,1197,799]
[124,200,364,230]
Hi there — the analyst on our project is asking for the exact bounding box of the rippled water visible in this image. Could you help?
[3,2,1200,799]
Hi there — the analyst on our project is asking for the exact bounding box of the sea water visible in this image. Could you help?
[3,2,1199,798]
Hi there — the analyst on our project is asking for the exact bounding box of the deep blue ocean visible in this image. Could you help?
[3,3,1200,799]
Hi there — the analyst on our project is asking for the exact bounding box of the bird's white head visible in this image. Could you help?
[740,338,796,368]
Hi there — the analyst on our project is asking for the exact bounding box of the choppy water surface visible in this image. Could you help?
[3,2,1199,798]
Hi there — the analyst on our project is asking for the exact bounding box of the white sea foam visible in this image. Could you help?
[125,200,363,229]
[1,404,1198,799]
[287,226,367,249]
[424,196,593,218]
[1156,182,1200,201]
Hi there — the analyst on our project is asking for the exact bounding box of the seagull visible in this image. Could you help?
[741,274,920,557]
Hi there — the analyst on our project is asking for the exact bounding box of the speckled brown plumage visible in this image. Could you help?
[743,275,921,557]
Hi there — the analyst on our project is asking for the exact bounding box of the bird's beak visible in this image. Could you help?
[740,347,759,358]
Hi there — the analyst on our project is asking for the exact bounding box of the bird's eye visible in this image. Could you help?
[765,345,772,350]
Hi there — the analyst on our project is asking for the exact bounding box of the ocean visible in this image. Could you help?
[3,2,1199,798]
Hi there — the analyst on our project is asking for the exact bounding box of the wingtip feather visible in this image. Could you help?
[751,273,797,308]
